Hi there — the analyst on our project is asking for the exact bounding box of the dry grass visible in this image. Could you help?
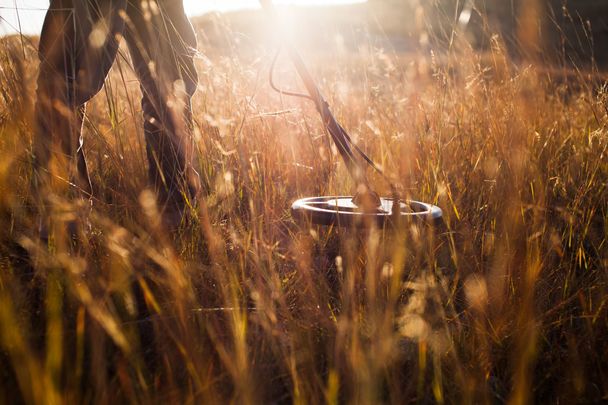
[0,8,606,404]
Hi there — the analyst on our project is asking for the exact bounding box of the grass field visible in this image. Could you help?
[0,4,607,404]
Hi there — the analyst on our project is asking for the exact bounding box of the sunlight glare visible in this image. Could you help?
[0,0,365,35]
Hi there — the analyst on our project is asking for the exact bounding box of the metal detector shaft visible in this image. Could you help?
[259,0,370,189]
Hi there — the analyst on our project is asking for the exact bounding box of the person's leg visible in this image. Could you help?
[34,0,81,197]
[124,0,201,223]
[34,0,127,200]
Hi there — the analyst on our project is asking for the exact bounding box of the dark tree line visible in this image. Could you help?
[425,0,607,67]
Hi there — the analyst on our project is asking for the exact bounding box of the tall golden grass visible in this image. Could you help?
[0,5,606,403]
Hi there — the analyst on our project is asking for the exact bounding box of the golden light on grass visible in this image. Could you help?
[0,1,606,403]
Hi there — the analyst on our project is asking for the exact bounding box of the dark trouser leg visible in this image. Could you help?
[124,0,200,218]
[34,0,127,199]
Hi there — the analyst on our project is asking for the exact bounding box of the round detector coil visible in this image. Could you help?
[291,196,443,228]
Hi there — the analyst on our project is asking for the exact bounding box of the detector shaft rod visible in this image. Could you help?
[259,0,370,189]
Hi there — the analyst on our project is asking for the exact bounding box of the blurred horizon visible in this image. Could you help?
[1,0,606,68]
[0,0,366,36]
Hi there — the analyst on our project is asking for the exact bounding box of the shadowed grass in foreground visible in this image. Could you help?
[0,13,607,403]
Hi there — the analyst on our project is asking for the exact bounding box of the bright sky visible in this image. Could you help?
[0,0,365,35]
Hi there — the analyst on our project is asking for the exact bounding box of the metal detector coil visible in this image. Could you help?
[292,196,443,228]
[260,0,443,229]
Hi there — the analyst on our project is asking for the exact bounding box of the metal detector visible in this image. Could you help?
[260,0,442,228]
